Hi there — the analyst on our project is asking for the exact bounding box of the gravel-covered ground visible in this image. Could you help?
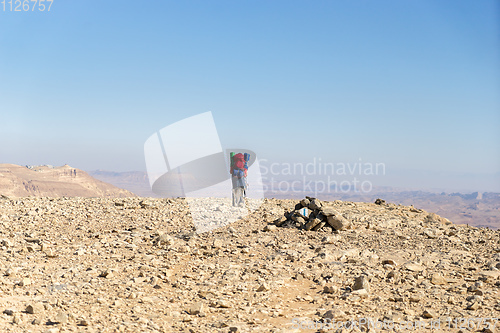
[0,196,499,332]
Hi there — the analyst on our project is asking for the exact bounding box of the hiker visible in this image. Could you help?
[230,152,250,207]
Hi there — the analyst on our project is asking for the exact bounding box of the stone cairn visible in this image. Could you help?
[275,197,350,232]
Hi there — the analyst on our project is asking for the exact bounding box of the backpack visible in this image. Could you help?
[230,152,249,178]
[233,153,246,170]
[232,169,245,178]
[244,153,250,170]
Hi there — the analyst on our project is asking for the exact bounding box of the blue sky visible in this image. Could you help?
[1,0,499,192]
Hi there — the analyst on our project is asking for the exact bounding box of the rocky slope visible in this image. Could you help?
[0,164,135,198]
[0,196,499,332]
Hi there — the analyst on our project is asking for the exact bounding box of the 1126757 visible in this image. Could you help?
[1,0,53,11]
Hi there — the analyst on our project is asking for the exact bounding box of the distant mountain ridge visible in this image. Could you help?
[88,170,159,198]
[0,164,135,198]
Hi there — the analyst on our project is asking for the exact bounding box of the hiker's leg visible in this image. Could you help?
[238,187,245,207]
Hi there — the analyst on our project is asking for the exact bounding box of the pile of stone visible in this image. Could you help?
[275,197,350,231]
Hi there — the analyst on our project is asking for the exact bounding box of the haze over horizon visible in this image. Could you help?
[1,1,499,193]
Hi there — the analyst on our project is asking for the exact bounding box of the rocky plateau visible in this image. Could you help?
[0,196,499,333]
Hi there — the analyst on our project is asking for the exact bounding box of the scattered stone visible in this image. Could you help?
[312,221,326,231]
[382,259,397,266]
[139,200,152,208]
[52,311,68,324]
[304,218,321,231]
[4,309,15,316]
[351,288,369,298]
[323,285,337,294]
[43,328,59,333]
[188,302,204,315]
[430,273,447,285]
[274,215,287,226]
[155,233,174,246]
[78,319,89,326]
[353,275,370,293]
[300,198,310,207]
[4,267,14,276]
[321,236,338,244]
[404,263,425,272]
[1,239,13,247]
[99,269,114,278]
[263,225,277,232]
[308,198,322,210]
[323,310,335,320]
[422,309,437,318]
[25,303,44,314]
[12,314,22,324]
[467,302,479,310]
[423,228,440,239]
[45,249,58,258]
[256,283,270,292]
[0,195,496,332]
[212,238,223,249]
[19,277,31,286]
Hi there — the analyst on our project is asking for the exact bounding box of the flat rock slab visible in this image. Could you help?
[404,263,425,272]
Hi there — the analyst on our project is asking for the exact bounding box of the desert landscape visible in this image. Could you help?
[2,0,498,332]
[0,165,499,332]
[89,170,500,230]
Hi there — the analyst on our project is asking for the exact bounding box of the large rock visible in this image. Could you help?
[321,207,338,217]
[305,218,322,231]
[312,221,326,231]
[321,207,350,230]
[327,215,350,230]
[426,213,452,225]
[296,207,312,219]
[308,198,322,210]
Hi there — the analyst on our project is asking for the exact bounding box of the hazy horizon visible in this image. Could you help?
[87,164,500,194]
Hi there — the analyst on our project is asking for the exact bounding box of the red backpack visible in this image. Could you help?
[233,153,246,170]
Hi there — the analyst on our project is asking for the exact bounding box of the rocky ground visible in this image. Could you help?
[0,196,499,333]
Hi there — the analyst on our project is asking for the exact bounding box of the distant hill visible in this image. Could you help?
[331,190,500,230]
[0,164,135,198]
